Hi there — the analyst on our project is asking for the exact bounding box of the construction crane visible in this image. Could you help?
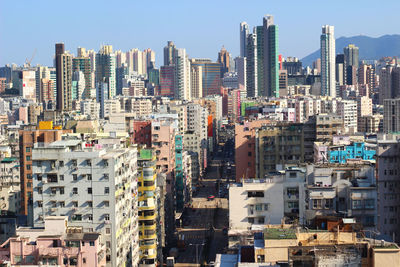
[25,48,37,67]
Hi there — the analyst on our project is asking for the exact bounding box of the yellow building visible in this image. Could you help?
[138,149,157,266]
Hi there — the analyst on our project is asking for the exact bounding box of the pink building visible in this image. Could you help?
[1,217,106,267]
[235,119,269,182]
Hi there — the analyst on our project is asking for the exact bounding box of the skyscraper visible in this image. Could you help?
[240,22,249,58]
[190,59,221,97]
[344,44,359,85]
[164,41,176,66]
[335,54,345,86]
[95,45,116,99]
[72,56,92,99]
[174,48,191,100]
[263,15,279,97]
[55,43,73,111]
[320,25,336,97]
[217,46,230,77]
[246,32,257,97]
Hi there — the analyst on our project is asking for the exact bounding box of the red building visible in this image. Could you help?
[130,120,152,147]
[159,65,175,97]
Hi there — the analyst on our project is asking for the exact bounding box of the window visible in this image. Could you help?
[27,182,31,188]
[37,174,42,181]
[72,201,78,208]
[106,228,111,234]
[104,187,109,194]
[255,204,263,211]
[83,258,86,264]
[26,165,31,170]
[73,188,78,194]
[87,201,93,207]
[248,218,254,224]
[59,161,64,167]
[104,201,109,207]
[38,187,42,194]
[59,187,64,195]
[288,201,299,209]
[248,191,264,198]
[258,217,265,224]
[26,147,31,153]
[89,241,95,246]
[59,175,64,181]
[71,160,77,167]
[86,160,91,166]
[26,156,31,161]
[313,199,322,209]
[73,174,77,181]
[37,201,43,207]
[248,152,252,156]
[37,161,42,167]
[325,199,333,209]
[72,214,82,221]
[87,174,92,181]
[352,200,362,209]
[69,258,78,266]
[104,214,110,221]
[87,214,93,221]
[264,204,269,211]
[365,199,374,209]
[88,187,92,194]
[59,201,65,208]
[106,241,111,248]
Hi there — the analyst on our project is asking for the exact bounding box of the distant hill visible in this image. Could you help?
[301,34,400,67]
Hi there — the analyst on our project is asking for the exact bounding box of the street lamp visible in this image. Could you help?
[189,242,205,266]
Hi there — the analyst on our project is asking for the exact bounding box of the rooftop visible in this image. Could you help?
[263,228,296,240]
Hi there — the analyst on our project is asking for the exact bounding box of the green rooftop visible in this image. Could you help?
[264,228,297,240]
[139,149,153,160]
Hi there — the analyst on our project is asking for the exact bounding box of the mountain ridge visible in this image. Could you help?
[301,34,400,67]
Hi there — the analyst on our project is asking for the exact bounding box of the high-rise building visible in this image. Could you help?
[95,45,116,99]
[358,64,377,93]
[282,57,302,75]
[190,59,221,97]
[240,22,249,58]
[19,128,72,221]
[137,149,158,266]
[32,140,140,267]
[344,44,359,85]
[217,46,231,77]
[235,57,246,91]
[55,43,73,111]
[335,54,346,86]
[262,15,279,97]
[163,41,176,66]
[380,66,400,104]
[246,32,257,97]
[190,64,203,98]
[159,65,175,97]
[71,71,85,100]
[377,137,400,243]
[320,25,336,97]
[384,98,400,133]
[72,56,92,99]
[173,48,191,100]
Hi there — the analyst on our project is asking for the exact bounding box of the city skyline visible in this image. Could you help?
[1,0,399,67]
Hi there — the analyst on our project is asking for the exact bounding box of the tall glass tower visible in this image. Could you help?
[320,25,336,97]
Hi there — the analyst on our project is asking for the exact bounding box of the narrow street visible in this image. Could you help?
[174,159,229,266]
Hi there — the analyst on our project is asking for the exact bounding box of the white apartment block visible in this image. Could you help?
[103,99,121,118]
[32,139,139,267]
[80,99,100,119]
[229,179,284,230]
[337,100,358,133]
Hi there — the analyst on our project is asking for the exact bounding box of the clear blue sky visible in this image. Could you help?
[1,0,399,67]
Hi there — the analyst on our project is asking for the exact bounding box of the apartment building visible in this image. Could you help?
[337,100,358,133]
[384,98,400,133]
[311,113,344,142]
[305,163,377,230]
[1,217,106,266]
[137,149,158,267]
[256,122,315,176]
[0,157,20,214]
[32,139,139,267]
[235,119,270,182]
[377,136,400,243]
[19,127,72,222]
